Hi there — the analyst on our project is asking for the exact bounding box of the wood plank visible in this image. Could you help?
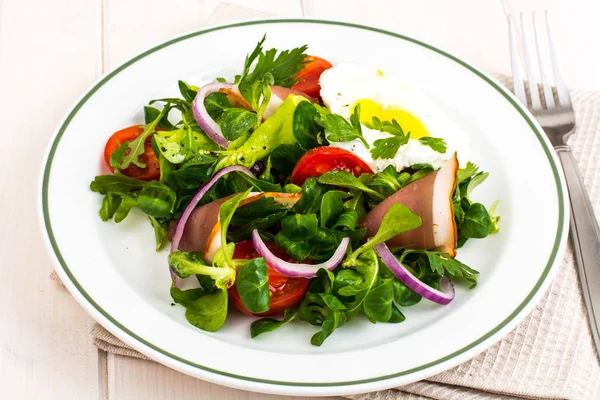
[109,354,338,400]
[0,0,103,398]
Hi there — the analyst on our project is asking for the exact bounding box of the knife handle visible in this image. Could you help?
[557,149,600,357]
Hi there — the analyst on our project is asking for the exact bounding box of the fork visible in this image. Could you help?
[508,11,600,358]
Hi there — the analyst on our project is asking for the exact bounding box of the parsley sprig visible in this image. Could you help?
[237,35,308,119]
[317,104,369,148]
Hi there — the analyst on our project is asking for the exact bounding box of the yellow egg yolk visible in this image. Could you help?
[353,99,429,139]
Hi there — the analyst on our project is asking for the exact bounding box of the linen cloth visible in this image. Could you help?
[50,3,600,399]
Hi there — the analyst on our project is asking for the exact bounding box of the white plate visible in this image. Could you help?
[39,19,569,396]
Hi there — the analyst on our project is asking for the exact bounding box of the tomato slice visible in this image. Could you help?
[290,146,374,186]
[292,56,333,98]
[103,125,160,181]
[228,240,310,316]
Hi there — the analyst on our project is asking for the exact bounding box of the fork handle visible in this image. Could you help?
[557,148,600,357]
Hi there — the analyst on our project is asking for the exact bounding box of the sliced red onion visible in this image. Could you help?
[375,243,455,305]
[251,230,349,278]
[192,82,233,148]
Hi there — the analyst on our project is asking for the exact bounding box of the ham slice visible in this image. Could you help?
[219,85,317,120]
[170,192,302,262]
[361,153,459,257]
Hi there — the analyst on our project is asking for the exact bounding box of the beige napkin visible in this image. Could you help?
[50,3,600,399]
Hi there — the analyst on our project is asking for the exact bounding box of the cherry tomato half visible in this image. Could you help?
[292,56,333,98]
[290,146,374,186]
[228,240,310,316]
[103,125,160,181]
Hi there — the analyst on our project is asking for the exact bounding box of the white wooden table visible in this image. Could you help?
[2,0,599,398]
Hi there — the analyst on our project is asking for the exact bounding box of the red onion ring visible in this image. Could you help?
[192,82,233,148]
[252,229,349,278]
[375,242,455,305]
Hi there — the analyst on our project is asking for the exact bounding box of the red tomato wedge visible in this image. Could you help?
[292,56,333,98]
[290,146,374,186]
[103,125,160,181]
[228,240,310,316]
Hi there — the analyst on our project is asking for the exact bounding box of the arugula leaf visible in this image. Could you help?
[219,189,253,268]
[183,287,228,332]
[317,105,369,148]
[110,106,169,169]
[148,216,168,251]
[400,249,479,288]
[363,279,395,322]
[90,172,146,194]
[237,258,270,314]
[293,101,324,149]
[178,80,199,102]
[168,251,236,284]
[345,203,422,266]
[144,106,174,130]
[251,309,297,338]
[317,170,384,200]
[419,136,447,153]
[270,144,306,175]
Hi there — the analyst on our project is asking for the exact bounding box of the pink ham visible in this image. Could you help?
[169,192,302,262]
[219,85,317,120]
[361,153,459,257]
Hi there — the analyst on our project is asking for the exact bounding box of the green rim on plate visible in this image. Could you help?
[41,19,565,387]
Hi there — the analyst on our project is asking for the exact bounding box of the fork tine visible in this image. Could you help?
[508,14,527,105]
[520,13,542,110]
[532,12,556,109]
[545,11,572,108]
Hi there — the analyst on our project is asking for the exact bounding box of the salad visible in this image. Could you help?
[90,36,500,346]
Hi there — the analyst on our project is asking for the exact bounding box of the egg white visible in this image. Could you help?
[319,64,470,172]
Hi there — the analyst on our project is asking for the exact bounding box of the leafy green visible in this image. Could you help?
[319,191,346,228]
[311,310,346,346]
[399,249,479,288]
[144,106,174,130]
[183,287,228,332]
[293,101,324,149]
[293,178,330,215]
[363,279,395,322]
[168,251,236,286]
[219,189,253,268]
[345,203,422,266]
[220,108,259,141]
[110,106,169,169]
[251,309,297,338]
[204,92,232,120]
[270,144,306,175]
[90,172,146,194]
[340,249,379,319]
[317,170,384,200]
[366,117,409,160]
[488,200,501,234]
[317,104,369,148]
[137,181,176,217]
[236,258,270,314]
[461,203,492,239]
[230,196,287,226]
[419,136,447,153]
[148,216,168,251]
[99,192,138,223]
[178,80,198,102]
[170,285,206,308]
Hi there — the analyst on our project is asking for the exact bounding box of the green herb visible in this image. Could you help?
[148,216,168,251]
[90,172,146,194]
[144,106,174,130]
[317,170,384,200]
[251,309,297,338]
[345,203,422,266]
[317,104,369,148]
[220,108,259,141]
[293,101,324,149]
[311,309,347,346]
[168,251,236,285]
[399,249,479,288]
[419,136,447,153]
[293,178,330,215]
[178,80,199,102]
[99,192,138,223]
[363,279,395,322]
[204,92,232,120]
[236,258,270,314]
[319,191,346,228]
[219,189,253,268]
[270,144,306,175]
[110,106,169,169]
[183,287,228,332]
[366,117,410,160]
[340,248,379,319]
[488,200,500,234]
